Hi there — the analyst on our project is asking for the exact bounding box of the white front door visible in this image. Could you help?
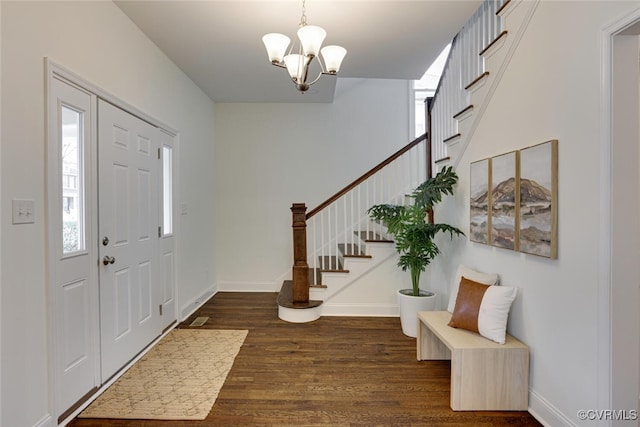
[98,100,163,380]
[159,131,177,331]
[48,76,101,418]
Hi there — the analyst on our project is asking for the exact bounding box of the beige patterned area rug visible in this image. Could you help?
[79,329,248,420]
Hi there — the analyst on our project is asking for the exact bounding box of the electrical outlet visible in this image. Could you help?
[12,199,35,224]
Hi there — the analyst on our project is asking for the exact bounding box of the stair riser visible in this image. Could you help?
[310,244,396,301]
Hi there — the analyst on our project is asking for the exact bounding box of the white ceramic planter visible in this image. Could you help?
[397,289,436,337]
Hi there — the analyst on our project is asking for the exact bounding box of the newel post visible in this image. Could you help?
[291,203,310,303]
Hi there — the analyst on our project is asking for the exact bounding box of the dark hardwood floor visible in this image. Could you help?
[69,292,542,426]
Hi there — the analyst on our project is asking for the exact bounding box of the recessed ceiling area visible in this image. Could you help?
[115,0,482,103]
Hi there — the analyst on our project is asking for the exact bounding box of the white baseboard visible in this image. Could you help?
[528,388,576,427]
[319,302,399,317]
[180,284,217,321]
[217,281,280,292]
[34,414,52,427]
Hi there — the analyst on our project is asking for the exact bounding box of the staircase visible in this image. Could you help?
[278,231,396,323]
[278,0,540,323]
[430,0,540,174]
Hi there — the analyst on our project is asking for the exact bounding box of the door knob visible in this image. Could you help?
[102,256,116,266]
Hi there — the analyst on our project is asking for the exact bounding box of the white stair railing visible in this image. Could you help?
[289,0,512,300]
[303,135,428,286]
[430,0,508,175]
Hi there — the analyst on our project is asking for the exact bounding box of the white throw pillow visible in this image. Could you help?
[448,277,518,344]
[447,264,499,313]
[477,285,518,344]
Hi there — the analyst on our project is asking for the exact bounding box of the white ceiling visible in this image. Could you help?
[115,0,482,103]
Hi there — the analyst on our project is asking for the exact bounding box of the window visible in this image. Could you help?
[162,145,173,236]
[61,105,85,254]
[412,44,451,138]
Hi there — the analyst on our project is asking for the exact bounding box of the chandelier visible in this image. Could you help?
[262,0,347,93]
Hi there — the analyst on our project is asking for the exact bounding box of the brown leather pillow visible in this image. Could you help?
[448,276,490,333]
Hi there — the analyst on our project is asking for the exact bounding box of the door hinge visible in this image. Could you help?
[159,304,163,316]
[158,226,162,238]
[158,147,161,160]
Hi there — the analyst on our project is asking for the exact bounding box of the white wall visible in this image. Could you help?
[432,1,640,425]
[1,2,216,426]
[213,78,410,290]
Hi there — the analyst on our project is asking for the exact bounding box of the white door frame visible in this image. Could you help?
[45,59,180,424]
[600,7,640,425]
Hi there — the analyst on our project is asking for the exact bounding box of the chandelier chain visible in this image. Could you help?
[299,0,308,27]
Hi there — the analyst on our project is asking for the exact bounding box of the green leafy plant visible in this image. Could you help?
[367,166,464,297]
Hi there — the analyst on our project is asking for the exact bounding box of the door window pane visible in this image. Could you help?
[62,106,85,254]
[162,146,173,235]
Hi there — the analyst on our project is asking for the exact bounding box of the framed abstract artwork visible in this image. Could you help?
[470,158,491,244]
[490,151,518,251]
[518,139,558,258]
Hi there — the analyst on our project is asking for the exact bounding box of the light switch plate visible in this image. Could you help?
[12,199,35,224]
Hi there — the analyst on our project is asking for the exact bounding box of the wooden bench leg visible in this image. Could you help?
[451,347,529,411]
[417,317,450,361]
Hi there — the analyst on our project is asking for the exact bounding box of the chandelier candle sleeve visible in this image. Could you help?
[321,45,347,74]
[297,25,326,56]
[284,54,308,80]
[262,33,291,63]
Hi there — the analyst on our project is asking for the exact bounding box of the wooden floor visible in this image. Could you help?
[69,292,542,426]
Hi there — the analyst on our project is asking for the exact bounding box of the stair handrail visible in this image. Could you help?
[306,133,428,220]
[289,134,430,304]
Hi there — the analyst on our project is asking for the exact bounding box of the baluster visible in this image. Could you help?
[311,216,317,285]
[377,172,383,237]
[365,179,370,239]
[373,177,377,235]
[395,155,401,205]
[358,184,362,242]
[478,8,484,74]
[320,209,325,275]
[342,196,346,257]
[350,190,354,254]
[379,170,383,234]
[334,201,338,265]
[409,143,415,190]
[328,204,332,269]
[419,140,425,183]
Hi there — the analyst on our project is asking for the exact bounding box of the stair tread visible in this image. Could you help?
[338,243,372,258]
[317,255,348,271]
[356,231,393,243]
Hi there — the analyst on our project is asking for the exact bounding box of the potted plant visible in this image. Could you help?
[368,166,464,337]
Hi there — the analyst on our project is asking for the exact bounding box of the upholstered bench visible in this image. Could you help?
[417,310,529,411]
